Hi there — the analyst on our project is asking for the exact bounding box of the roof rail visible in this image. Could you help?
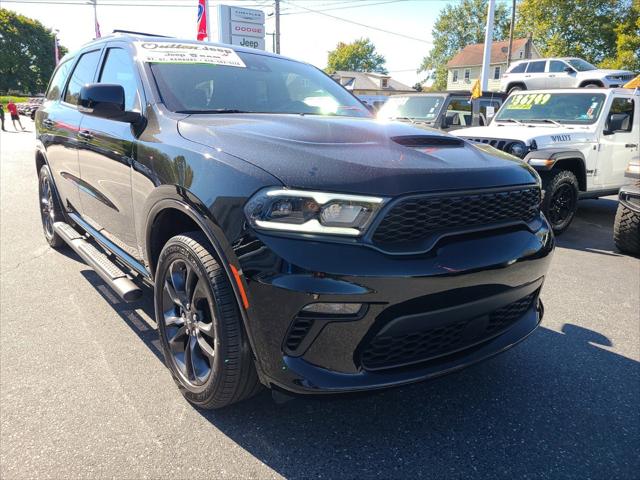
[112,29,172,38]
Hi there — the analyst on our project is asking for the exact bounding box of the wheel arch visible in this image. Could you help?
[579,79,604,88]
[506,82,526,92]
[524,150,588,191]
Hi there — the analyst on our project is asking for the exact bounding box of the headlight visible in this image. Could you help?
[506,142,527,158]
[606,75,622,80]
[244,188,386,236]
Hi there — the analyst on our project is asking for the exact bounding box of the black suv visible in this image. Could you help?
[36,33,554,409]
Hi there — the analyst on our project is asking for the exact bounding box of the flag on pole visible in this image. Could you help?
[54,35,60,65]
[197,0,208,41]
[95,19,101,39]
[93,0,101,38]
[470,78,482,99]
[623,74,640,89]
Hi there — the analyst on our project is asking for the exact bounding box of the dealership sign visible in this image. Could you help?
[215,5,265,51]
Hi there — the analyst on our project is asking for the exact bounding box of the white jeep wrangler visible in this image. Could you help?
[454,88,639,233]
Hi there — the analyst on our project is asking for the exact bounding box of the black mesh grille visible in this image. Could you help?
[361,292,537,371]
[284,317,314,352]
[372,187,540,246]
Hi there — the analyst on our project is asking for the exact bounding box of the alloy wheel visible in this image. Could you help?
[40,175,55,238]
[162,259,216,387]
[547,183,577,227]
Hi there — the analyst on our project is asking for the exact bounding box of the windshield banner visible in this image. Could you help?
[506,93,551,110]
[135,42,246,67]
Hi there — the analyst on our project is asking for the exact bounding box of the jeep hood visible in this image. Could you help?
[454,124,596,147]
[178,114,538,196]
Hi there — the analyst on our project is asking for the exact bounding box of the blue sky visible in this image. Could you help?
[4,0,503,86]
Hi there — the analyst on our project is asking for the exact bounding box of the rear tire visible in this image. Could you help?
[38,165,65,248]
[155,231,261,409]
[508,84,525,94]
[613,202,640,256]
[541,169,579,234]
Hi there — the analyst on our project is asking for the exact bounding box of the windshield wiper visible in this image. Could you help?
[391,116,416,124]
[537,119,563,126]
[497,118,525,125]
[176,109,251,114]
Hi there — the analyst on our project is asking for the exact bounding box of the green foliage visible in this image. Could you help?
[0,95,29,104]
[326,38,387,74]
[0,8,68,94]
[418,0,511,91]
[600,0,640,71]
[515,0,630,66]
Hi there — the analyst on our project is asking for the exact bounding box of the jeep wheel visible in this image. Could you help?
[613,202,640,256]
[541,170,579,234]
[155,231,261,409]
[38,165,65,248]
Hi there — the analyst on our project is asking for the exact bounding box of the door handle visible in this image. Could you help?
[625,143,638,148]
[78,130,93,141]
[42,119,54,128]
[524,75,531,77]
[548,74,556,77]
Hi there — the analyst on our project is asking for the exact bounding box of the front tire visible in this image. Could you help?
[38,165,65,248]
[613,202,640,256]
[541,169,579,234]
[155,231,261,409]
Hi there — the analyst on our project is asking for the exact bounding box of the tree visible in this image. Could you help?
[418,0,510,91]
[0,9,67,94]
[515,0,629,66]
[326,38,387,74]
[600,0,640,71]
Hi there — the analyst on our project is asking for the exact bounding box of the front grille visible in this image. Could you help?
[361,292,537,371]
[468,137,509,150]
[371,187,540,247]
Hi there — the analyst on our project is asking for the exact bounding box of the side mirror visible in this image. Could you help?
[79,84,141,123]
[603,112,630,135]
[441,115,451,129]
[564,66,576,74]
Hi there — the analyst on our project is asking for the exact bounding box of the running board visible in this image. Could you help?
[53,222,143,302]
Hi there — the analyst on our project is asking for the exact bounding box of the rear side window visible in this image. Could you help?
[64,50,101,105]
[526,61,546,73]
[549,61,567,73]
[99,48,139,111]
[509,63,527,74]
[46,60,73,101]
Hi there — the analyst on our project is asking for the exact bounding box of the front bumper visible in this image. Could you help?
[237,216,554,395]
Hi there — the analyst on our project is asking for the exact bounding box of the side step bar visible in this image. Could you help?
[53,222,143,302]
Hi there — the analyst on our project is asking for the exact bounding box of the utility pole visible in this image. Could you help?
[275,0,280,54]
[479,0,495,92]
[506,0,516,69]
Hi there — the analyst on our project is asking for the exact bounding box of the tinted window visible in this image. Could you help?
[526,61,546,73]
[46,60,73,101]
[99,48,139,111]
[608,98,635,132]
[509,62,527,73]
[496,93,606,124]
[567,58,597,72]
[149,49,369,117]
[64,50,101,105]
[549,61,568,73]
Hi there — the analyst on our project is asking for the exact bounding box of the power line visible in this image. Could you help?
[281,0,432,44]
[281,0,410,15]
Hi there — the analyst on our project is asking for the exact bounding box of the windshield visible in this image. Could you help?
[495,92,606,125]
[377,95,445,121]
[567,58,597,72]
[143,43,370,117]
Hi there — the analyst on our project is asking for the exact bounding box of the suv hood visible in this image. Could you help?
[454,124,597,147]
[581,69,634,77]
[178,114,538,196]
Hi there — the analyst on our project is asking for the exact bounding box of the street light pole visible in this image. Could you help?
[506,0,516,68]
[479,0,495,92]
[275,0,280,54]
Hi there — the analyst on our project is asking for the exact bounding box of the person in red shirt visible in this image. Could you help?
[7,101,25,131]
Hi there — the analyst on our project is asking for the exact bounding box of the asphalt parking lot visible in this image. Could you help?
[1,120,638,479]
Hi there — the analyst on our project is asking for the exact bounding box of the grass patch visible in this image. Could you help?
[0,95,30,105]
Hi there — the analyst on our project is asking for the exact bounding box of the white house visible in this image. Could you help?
[446,38,541,92]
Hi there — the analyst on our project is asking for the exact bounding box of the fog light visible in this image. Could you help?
[301,303,362,315]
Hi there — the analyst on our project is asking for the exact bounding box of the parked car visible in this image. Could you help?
[377,91,505,131]
[614,159,640,256]
[500,57,636,94]
[454,88,639,233]
[36,33,554,409]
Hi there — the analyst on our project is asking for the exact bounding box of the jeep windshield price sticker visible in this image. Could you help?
[506,93,551,110]
[136,42,246,67]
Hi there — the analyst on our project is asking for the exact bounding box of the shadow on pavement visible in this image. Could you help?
[557,197,623,256]
[79,269,639,479]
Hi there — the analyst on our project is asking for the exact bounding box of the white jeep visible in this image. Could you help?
[454,88,639,233]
